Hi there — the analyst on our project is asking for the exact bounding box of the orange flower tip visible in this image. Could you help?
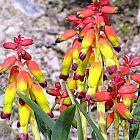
[73,73,85,82]
[1,112,11,120]
[18,133,28,140]
[47,111,54,118]
[17,122,20,128]
[106,65,117,75]
[72,63,78,71]
[59,74,69,81]
[114,46,121,53]
[128,118,137,124]
[19,98,25,105]
[100,26,105,31]
[75,92,86,99]
[39,81,47,88]
[79,52,86,61]
[55,38,62,43]
[85,95,95,105]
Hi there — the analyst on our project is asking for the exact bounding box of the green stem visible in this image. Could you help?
[114,103,119,140]
[122,120,129,140]
[80,101,87,140]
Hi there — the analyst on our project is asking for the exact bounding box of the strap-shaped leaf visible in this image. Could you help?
[51,105,76,140]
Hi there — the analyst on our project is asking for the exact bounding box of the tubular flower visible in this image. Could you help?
[31,84,52,117]
[74,47,92,81]
[0,56,17,74]
[18,102,31,140]
[76,79,86,99]
[104,25,120,52]
[26,60,47,87]
[130,74,140,84]
[72,39,81,71]
[1,35,52,139]
[88,62,102,88]
[93,91,111,102]
[16,71,28,95]
[67,77,77,93]
[55,30,77,43]
[8,65,19,83]
[79,29,95,61]
[101,6,120,14]
[98,37,114,59]
[122,94,135,107]
[106,111,114,129]
[60,49,73,81]
[79,23,94,39]
[77,9,94,18]
[118,85,137,95]
[95,14,105,30]
[115,103,133,120]
[1,82,16,119]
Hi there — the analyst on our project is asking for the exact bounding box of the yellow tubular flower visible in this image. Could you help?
[88,62,102,88]
[16,70,28,95]
[1,82,16,119]
[31,84,53,117]
[74,47,92,82]
[8,65,19,83]
[18,102,31,140]
[76,79,86,99]
[67,77,76,93]
[98,37,114,59]
[26,60,47,87]
[60,49,73,81]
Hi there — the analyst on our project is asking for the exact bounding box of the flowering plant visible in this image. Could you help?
[0,0,140,140]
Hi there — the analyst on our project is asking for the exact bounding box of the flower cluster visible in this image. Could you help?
[106,55,140,128]
[55,0,121,102]
[47,82,72,113]
[0,35,52,140]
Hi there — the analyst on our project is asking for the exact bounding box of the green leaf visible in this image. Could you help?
[66,85,104,140]
[51,105,76,140]
[75,106,83,140]
[18,93,55,131]
[35,113,51,140]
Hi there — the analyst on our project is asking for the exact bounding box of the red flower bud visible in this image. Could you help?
[115,103,133,120]
[118,85,137,95]
[131,58,140,67]
[106,111,114,129]
[3,42,17,50]
[130,74,140,84]
[47,88,60,96]
[120,66,130,76]
[0,56,17,74]
[20,39,33,47]
[21,51,32,60]
[101,6,119,14]
[9,65,19,83]
[95,14,105,30]
[56,30,77,43]
[66,15,80,23]
[77,9,94,19]
[93,91,111,102]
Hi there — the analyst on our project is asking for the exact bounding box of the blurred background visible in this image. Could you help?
[0,0,139,139]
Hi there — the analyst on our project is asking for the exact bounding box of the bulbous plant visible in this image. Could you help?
[54,0,140,139]
[0,35,53,140]
[0,0,140,140]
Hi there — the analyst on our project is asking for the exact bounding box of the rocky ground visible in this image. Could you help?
[0,0,139,139]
